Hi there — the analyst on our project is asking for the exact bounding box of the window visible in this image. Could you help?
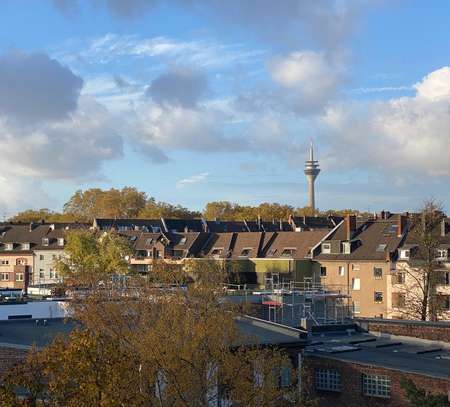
[320,267,327,277]
[395,272,405,284]
[179,237,187,245]
[15,273,24,282]
[362,374,391,398]
[393,293,405,308]
[5,243,13,251]
[374,291,383,303]
[39,272,44,279]
[342,242,351,254]
[315,369,342,392]
[16,258,27,265]
[279,366,292,388]
[42,238,49,246]
[445,271,450,285]
[352,263,360,271]
[281,248,296,257]
[373,267,383,279]
[444,296,450,310]
[39,254,44,261]
[399,249,410,259]
[338,266,345,276]
[211,248,223,257]
[0,272,9,281]
[156,250,163,259]
[172,250,184,258]
[50,270,54,279]
[376,244,387,252]
[437,249,448,260]
[322,243,331,254]
[240,248,252,257]
[352,277,360,290]
[57,238,64,246]
[145,238,154,245]
[22,243,30,250]
[353,301,360,314]
[0,260,9,266]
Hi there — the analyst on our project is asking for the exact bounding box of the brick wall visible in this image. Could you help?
[304,355,450,407]
[355,318,450,342]
[0,346,27,378]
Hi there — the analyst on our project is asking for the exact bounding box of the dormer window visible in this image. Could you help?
[211,248,223,257]
[179,237,187,245]
[437,249,449,260]
[57,238,64,247]
[281,248,296,257]
[22,243,30,251]
[5,243,13,251]
[239,248,252,257]
[399,249,410,260]
[42,238,49,246]
[322,243,331,254]
[342,242,351,254]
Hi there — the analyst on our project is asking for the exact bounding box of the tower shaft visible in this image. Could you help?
[304,142,320,211]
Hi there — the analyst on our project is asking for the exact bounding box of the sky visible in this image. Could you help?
[0,0,449,217]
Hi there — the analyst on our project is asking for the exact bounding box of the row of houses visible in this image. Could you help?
[1,213,450,320]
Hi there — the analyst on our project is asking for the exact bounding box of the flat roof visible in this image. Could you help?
[0,318,75,349]
[305,330,450,380]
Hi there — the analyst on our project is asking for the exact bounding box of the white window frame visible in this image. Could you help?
[5,243,13,251]
[322,243,331,254]
[362,374,391,398]
[338,266,345,277]
[352,277,360,290]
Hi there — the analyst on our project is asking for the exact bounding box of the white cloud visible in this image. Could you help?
[57,34,265,69]
[176,172,209,188]
[268,50,345,114]
[321,66,450,178]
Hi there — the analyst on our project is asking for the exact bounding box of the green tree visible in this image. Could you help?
[138,198,201,219]
[56,230,132,287]
[401,378,450,406]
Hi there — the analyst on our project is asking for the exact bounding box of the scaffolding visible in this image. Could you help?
[225,275,352,327]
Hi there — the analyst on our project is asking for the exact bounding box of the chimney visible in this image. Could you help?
[397,215,407,237]
[442,219,447,237]
[345,215,357,240]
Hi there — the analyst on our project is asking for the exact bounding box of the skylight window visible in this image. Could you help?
[376,244,387,252]
[281,248,296,257]
[239,248,252,257]
[179,237,187,245]
[211,248,223,256]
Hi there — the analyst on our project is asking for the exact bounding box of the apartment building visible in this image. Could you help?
[392,217,450,319]
[126,230,329,287]
[0,222,86,291]
[313,213,407,318]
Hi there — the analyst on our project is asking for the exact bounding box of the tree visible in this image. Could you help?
[395,199,447,321]
[8,209,75,223]
[55,230,132,287]
[401,378,450,406]
[63,187,147,221]
[138,198,201,219]
[1,262,311,406]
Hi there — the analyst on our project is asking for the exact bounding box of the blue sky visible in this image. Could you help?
[0,0,449,217]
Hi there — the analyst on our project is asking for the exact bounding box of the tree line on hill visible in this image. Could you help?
[8,187,368,223]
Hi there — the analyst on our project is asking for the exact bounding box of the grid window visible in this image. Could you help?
[373,267,383,279]
[374,292,383,303]
[315,369,342,392]
[353,301,361,314]
[0,273,9,281]
[362,374,390,398]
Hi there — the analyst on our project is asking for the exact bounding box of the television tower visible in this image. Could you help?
[304,141,320,211]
